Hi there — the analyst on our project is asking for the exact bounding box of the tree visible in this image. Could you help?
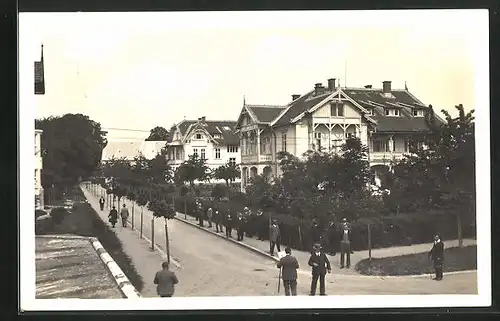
[35,113,107,198]
[174,154,210,188]
[149,153,172,183]
[212,162,241,187]
[146,126,170,141]
[148,199,176,265]
[211,184,227,201]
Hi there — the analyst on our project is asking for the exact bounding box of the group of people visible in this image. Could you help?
[100,196,130,229]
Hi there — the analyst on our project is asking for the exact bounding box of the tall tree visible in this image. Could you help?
[149,153,172,183]
[145,126,170,141]
[212,162,241,187]
[174,154,210,188]
[35,113,107,193]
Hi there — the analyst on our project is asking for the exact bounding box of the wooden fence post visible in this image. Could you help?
[151,218,155,251]
[368,223,372,261]
[140,208,144,239]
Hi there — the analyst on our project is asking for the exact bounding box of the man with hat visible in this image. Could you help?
[276,247,299,296]
[270,219,281,256]
[308,243,331,296]
[339,217,353,269]
[236,211,245,241]
[428,234,445,281]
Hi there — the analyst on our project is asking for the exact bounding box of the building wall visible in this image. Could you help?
[314,101,362,119]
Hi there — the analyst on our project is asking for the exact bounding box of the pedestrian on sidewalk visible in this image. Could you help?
[206,206,213,228]
[276,247,299,296]
[339,217,353,269]
[153,262,179,298]
[236,211,245,241]
[256,209,266,240]
[120,204,130,228]
[214,209,224,233]
[308,243,331,296]
[243,207,252,237]
[270,219,281,256]
[197,201,205,227]
[428,234,445,281]
[225,210,234,238]
[108,206,118,228]
[99,196,105,211]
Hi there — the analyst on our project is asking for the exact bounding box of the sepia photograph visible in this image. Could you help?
[19,9,490,311]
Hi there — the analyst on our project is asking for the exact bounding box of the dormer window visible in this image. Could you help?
[330,103,344,117]
[413,109,425,117]
[195,133,203,139]
[213,133,222,139]
[385,109,400,117]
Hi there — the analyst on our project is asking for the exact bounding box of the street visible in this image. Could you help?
[83,185,477,297]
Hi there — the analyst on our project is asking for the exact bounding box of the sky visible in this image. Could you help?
[20,10,488,140]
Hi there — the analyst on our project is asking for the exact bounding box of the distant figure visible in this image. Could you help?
[206,207,213,228]
[99,196,105,211]
[197,201,204,227]
[310,219,322,252]
[276,247,299,296]
[428,234,445,281]
[108,206,118,228]
[236,212,245,241]
[308,243,331,296]
[214,209,223,233]
[256,209,266,240]
[270,219,281,256]
[225,210,233,238]
[339,217,353,269]
[120,204,130,227]
[153,262,179,297]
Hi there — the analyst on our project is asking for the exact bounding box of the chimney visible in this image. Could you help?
[382,81,392,93]
[201,116,206,122]
[292,94,300,101]
[364,85,372,89]
[314,83,324,95]
[327,78,336,91]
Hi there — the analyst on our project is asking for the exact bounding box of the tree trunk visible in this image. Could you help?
[131,203,135,229]
[140,207,144,239]
[298,223,303,249]
[151,218,155,251]
[165,219,170,266]
[368,223,372,261]
[184,199,187,220]
[457,212,463,248]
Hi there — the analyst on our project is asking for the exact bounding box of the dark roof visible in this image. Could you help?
[246,105,286,123]
[36,235,124,299]
[181,120,239,145]
[273,86,440,133]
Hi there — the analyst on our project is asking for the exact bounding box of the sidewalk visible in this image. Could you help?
[173,210,476,276]
[81,186,169,297]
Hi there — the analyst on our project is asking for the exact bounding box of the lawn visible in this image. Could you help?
[355,245,477,276]
[36,186,144,292]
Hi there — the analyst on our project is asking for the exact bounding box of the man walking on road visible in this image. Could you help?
[153,262,179,297]
[428,234,445,281]
[120,204,130,228]
[276,247,299,296]
[108,206,118,228]
[308,243,331,296]
[99,196,105,211]
[270,219,281,256]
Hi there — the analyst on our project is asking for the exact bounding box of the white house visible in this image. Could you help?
[102,140,168,161]
[35,129,44,209]
[165,117,241,178]
[236,78,443,191]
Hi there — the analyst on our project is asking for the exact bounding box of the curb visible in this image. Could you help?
[90,237,141,299]
[174,213,280,263]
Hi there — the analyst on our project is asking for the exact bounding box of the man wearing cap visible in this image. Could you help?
[339,217,353,269]
[308,243,331,296]
[428,234,445,281]
[270,219,281,256]
[276,247,299,296]
[236,211,245,241]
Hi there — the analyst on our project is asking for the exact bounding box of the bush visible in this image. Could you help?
[50,207,69,224]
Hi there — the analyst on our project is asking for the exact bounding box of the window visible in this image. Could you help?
[193,148,198,157]
[373,140,385,152]
[201,148,206,160]
[229,157,236,166]
[314,132,322,139]
[195,133,203,139]
[281,133,287,152]
[345,132,356,139]
[331,139,343,153]
[227,145,239,153]
[330,103,344,117]
[213,133,222,139]
[385,109,400,116]
[215,148,221,159]
[413,109,424,117]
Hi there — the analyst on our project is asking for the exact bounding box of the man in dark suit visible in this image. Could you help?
[276,247,299,296]
[270,219,281,256]
[225,210,234,238]
[308,243,331,296]
[153,262,179,297]
[428,234,445,281]
[339,217,353,268]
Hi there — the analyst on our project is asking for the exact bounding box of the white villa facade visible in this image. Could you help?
[165,118,241,179]
[35,129,44,209]
[236,78,441,191]
[102,140,168,161]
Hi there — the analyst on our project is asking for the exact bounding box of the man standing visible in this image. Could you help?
[153,262,179,297]
[428,234,445,281]
[276,247,299,296]
[236,212,245,241]
[225,210,233,238]
[108,206,118,228]
[256,209,266,240]
[197,201,204,227]
[99,196,105,211]
[308,243,331,296]
[206,206,213,228]
[120,204,130,228]
[270,219,281,256]
[339,217,353,269]
[214,208,223,233]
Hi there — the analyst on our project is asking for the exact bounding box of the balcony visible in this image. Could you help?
[241,154,273,164]
[369,152,406,165]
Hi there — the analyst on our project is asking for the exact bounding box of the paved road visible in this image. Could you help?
[83,184,477,296]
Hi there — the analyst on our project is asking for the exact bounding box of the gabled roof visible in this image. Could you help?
[176,120,239,146]
[245,105,286,123]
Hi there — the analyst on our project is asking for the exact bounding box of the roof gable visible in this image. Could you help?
[180,120,239,146]
[246,105,286,123]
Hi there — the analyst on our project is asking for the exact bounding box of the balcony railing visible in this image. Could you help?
[369,151,406,164]
[241,154,273,164]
